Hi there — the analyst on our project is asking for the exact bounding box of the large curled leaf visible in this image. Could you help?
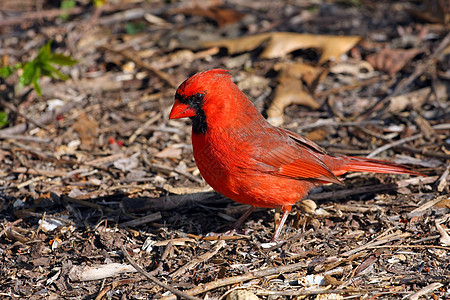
[202,32,361,64]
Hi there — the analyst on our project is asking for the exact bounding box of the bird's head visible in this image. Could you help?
[169,69,236,134]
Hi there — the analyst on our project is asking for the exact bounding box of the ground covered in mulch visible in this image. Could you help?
[0,0,449,299]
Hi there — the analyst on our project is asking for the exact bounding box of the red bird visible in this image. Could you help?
[169,69,422,241]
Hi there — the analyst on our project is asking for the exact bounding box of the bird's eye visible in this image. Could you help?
[192,92,205,103]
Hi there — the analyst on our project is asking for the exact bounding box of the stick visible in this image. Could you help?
[171,240,226,278]
[366,134,422,158]
[256,288,383,296]
[121,245,201,300]
[161,257,337,300]
[68,263,136,281]
[341,232,411,257]
[101,46,178,88]
[0,101,80,136]
[359,32,450,119]
[407,282,443,300]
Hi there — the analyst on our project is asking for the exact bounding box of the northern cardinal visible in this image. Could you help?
[169,69,423,241]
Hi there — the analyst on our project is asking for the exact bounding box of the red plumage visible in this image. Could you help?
[169,69,423,241]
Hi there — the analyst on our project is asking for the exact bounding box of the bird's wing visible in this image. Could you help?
[250,127,341,184]
[277,127,328,155]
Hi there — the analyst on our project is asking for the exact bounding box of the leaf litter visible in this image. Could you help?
[0,0,449,299]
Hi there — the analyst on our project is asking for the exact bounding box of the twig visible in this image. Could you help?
[95,279,136,300]
[142,156,203,184]
[128,112,162,143]
[359,32,450,119]
[359,125,450,160]
[0,219,23,239]
[68,263,137,281]
[121,245,201,300]
[149,240,174,276]
[0,3,154,27]
[341,232,411,256]
[161,257,337,300]
[297,119,382,131]
[360,123,450,159]
[407,282,443,300]
[117,212,162,228]
[256,288,383,296]
[366,134,422,158]
[101,46,178,88]
[0,101,80,136]
[0,133,50,143]
[436,162,450,192]
[65,196,115,213]
[309,183,397,201]
[171,240,226,278]
[435,220,450,246]
[122,192,224,213]
[409,195,447,215]
[0,97,49,132]
[315,76,384,98]
[309,175,437,202]
[0,6,86,26]
[369,245,450,251]
[153,163,203,184]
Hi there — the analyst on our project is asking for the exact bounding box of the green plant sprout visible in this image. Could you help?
[0,41,77,96]
[0,111,8,129]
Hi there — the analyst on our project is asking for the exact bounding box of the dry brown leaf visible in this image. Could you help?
[274,62,328,91]
[406,0,450,24]
[175,3,246,27]
[202,33,272,55]
[267,63,322,125]
[226,290,259,300]
[366,48,422,75]
[305,128,328,142]
[202,32,361,63]
[261,33,361,63]
[435,197,450,208]
[72,113,99,150]
[389,81,449,112]
[435,221,450,246]
[329,61,375,77]
[267,74,319,125]
[413,111,437,141]
[77,27,111,51]
[155,145,183,159]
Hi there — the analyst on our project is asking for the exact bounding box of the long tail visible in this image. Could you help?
[329,156,424,177]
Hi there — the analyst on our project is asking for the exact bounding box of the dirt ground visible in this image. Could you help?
[0,0,449,299]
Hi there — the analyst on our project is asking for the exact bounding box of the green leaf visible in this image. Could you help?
[125,22,146,35]
[14,41,77,96]
[0,111,9,129]
[20,61,37,86]
[32,67,42,96]
[49,53,78,66]
[37,41,52,62]
[41,62,69,80]
[60,0,76,20]
[0,66,15,78]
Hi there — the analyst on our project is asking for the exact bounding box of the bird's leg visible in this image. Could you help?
[232,205,255,230]
[271,205,292,242]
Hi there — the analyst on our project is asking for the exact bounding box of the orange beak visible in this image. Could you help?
[169,99,197,119]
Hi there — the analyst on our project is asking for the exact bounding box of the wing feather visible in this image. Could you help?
[250,126,341,184]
